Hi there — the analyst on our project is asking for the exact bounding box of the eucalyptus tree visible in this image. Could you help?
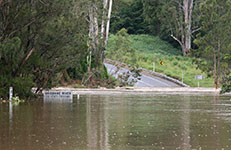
[142,0,162,35]
[144,0,202,56]
[194,0,231,89]
[111,0,149,34]
[0,0,58,97]
[78,0,113,71]
[0,0,88,97]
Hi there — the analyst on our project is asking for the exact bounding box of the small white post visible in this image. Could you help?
[182,72,184,83]
[153,63,155,72]
[198,81,200,87]
[9,87,13,101]
[9,101,13,126]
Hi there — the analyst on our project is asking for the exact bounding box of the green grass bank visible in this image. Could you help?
[107,34,214,87]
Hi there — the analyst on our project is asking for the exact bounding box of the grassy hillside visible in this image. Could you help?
[107,34,214,87]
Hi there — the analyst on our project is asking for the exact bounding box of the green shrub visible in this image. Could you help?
[220,75,231,94]
[168,56,174,61]
[175,56,181,60]
[173,61,178,66]
[0,76,35,99]
[178,64,188,70]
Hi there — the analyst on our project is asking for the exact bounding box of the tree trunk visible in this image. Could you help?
[213,50,218,89]
[170,0,194,56]
[94,8,99,69]
[88,6,94,72]
[87,51,92,72]
[94,15,99,46]
[105,0,113,48]
[184,0,193,54]
[216,39,221,89]
[101,0,108,39]
[181,45,187,57]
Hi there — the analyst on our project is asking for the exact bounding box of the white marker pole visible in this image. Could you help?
[182,72,184,83]
[198,81,200,87]
[9,87,13,101]
[153,63,155,72]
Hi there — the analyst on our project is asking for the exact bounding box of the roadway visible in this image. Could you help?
[105,63,180,87]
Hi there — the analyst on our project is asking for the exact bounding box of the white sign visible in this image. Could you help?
[43,91,73,100]
[195,75,204,80]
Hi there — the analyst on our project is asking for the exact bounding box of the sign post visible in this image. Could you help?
[182,72,184,83]
[195,75,204,87]
[153,63,155,72]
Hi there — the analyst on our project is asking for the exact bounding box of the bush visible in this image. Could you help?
[178,64,188,70]
[173,61,178,66]
[0,76,35,99]
[107,28,137,66]
[220,74,231,94]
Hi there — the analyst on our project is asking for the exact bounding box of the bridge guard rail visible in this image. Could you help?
[104,59,190,87]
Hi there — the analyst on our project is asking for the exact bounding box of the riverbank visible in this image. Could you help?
[47,87,226,96]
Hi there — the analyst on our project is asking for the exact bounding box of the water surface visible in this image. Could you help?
[1,94,231,150]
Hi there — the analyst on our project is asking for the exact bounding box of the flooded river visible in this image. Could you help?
[1,94,231,150]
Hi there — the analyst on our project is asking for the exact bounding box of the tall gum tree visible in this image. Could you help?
[0,0,89,97]
[84,0,113,71]
[194,0,231,89]
[159,0,201,56]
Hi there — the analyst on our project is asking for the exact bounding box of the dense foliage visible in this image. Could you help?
[0,0,88,98]
[110,0,149,34]
[193,0,231,91]
[107,28,137,64]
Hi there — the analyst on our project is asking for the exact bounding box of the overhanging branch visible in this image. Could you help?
[13,48,35,77]
[170,34,183,47]
[192,27,201,34]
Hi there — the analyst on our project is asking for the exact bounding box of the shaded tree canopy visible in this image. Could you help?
[193,0,231,90]
[0,0,88,98]
[110,0,149,34]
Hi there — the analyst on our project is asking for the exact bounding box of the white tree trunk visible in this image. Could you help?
[171,0,194,56]
[94,15,99,46]
[105,0,113,48]
[184,0,193,54]
[88,6,94,72]
[101,0,108,39]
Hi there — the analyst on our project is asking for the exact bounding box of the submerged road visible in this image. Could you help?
[105,63,180,87]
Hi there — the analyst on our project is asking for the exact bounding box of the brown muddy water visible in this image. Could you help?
[1,94,231,150]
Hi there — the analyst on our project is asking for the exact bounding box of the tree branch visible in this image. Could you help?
[13,48,35,77]
[7,19,36,38]
[171,34,183,47]
[192,27,201,34]
[171,0,184,9]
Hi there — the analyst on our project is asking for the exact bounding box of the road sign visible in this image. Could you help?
[195,75,204,80]
[43,91,73,100]
[195,75,204,87]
